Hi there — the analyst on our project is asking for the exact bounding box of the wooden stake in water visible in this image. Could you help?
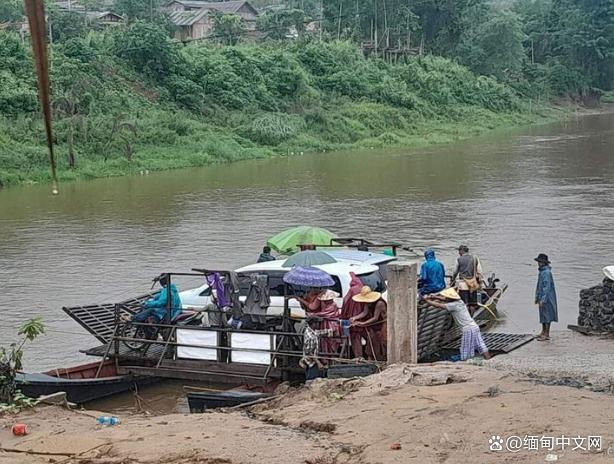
[23,0,59,195]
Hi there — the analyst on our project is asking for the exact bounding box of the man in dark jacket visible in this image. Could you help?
[419,249,446,296]
[257,246,276,263]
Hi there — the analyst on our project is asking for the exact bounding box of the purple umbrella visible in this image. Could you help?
[283,266,335,287]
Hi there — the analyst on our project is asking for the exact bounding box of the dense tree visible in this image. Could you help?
[547,0,614,89]
[114,0,161,20]
[48,9,90,42]
[210,12,244,45]
[0,31,37,116]
[0,0,23,22]
[456,10,526,80]
[257,8,311,39]
[112,20,177,78]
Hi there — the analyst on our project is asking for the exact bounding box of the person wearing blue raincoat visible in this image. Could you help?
[534,253,558,340]
[134,275,183,323]
[419,249,446,296]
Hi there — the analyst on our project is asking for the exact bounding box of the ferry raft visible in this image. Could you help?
[18,237,530,406]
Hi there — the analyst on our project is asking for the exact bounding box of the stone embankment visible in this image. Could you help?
[578,277,614,331]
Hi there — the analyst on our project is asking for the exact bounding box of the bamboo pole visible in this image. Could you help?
[23,0,59,194]
[386,262,418,364]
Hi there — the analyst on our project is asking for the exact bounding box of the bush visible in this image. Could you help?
[242,113,302,145]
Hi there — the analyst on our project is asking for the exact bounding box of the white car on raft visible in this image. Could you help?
[179,250,396,318]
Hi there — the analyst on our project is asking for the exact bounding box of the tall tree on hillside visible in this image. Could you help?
[548,0,614,89]
[413,0,488,54]
[210,12,244,45]
[0,0,23,22]
[456,10,527,79]
[114,0,161,20]
[112,21,177,78]
[514,0,552,64]
[257,8,310,40]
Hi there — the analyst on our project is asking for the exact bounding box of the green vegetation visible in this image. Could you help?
[1,0,612,187]
[1,318,45,409]
[0,26,555,187]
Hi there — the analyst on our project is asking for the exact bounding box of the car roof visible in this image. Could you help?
[236,260,379,275]
[324,250,397,266]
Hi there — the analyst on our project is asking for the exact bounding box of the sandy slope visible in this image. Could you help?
[1,363,613,463]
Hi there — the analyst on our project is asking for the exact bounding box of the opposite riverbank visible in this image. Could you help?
[4,105,565,189]
[0,32,569,189]
[2,355,614,463]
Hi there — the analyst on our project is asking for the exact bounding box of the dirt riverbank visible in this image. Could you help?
[2,362,614,463]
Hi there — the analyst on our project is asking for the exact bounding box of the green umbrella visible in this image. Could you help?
[267,226,337,255]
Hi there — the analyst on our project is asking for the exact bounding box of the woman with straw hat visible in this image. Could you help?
[293,289,341,355]
[426,288,491,361]
[352,286,387,361]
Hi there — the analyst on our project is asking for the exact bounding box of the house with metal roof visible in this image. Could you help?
[164,1,258,42]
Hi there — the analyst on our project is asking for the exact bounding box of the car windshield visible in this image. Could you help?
[357,270,387,293]
[238,271,342,297]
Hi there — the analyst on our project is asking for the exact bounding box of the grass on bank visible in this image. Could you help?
[0,32,565,187]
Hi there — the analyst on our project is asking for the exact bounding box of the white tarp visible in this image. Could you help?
[230,333,273,365]
[176,329,218,361]
[604,266,614,282]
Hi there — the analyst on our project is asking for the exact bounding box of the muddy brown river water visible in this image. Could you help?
[1,112,614,376]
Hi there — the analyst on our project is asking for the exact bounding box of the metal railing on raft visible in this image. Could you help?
[93,303,366,381]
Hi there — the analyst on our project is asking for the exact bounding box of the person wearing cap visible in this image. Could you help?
[425,288,491,361]
[534,253,558,341]
[293,289,341,354]
[419,249,446,297]
[351,286,387,361]
[451,245,483,314]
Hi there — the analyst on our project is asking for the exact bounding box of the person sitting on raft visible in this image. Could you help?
[293,289,341,355]
[419,248,446,297]
[351,286,387,361]
[133,274,182,324]
[425,288,491,361]
[257,246,276,263]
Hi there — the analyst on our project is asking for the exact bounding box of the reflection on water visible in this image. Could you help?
[1,113,614,371]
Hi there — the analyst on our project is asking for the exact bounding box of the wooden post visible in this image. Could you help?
[387,262,418,364]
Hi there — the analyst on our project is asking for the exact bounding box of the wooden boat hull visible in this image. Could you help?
[16,361,157,404]
[474,284,508,322]
[187,390,269,413]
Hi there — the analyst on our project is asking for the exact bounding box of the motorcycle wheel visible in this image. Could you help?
[121,321,150,351]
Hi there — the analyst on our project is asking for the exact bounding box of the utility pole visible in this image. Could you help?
[319,0,323,41]
[337,1,342,40]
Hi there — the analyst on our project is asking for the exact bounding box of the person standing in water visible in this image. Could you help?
[534,253,558,341]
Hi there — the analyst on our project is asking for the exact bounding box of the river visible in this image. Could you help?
[1,112,614,371]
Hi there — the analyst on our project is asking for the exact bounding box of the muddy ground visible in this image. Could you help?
[2,361,614,463]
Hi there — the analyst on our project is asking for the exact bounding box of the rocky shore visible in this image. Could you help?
[578,277,614,332]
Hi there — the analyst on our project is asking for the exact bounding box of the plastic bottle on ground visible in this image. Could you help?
[96,416,121,426]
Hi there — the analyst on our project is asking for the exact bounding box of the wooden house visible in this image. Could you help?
[85,11,125,26]
[165,1,258,41]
